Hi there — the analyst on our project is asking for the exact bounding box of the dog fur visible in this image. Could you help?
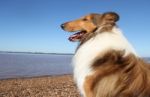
[61,12,150,97]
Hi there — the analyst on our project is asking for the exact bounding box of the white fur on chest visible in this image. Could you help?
[73,27,137,96]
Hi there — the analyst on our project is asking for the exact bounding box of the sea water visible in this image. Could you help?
[0,52,73,79]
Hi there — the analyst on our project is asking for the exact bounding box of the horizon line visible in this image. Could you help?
[0,51,74,55]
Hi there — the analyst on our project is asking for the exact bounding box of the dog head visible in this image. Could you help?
[61,12,119,42]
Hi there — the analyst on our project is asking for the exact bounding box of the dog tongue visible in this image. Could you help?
[68,31,86,42]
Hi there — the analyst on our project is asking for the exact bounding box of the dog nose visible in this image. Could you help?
[61,24,65,29]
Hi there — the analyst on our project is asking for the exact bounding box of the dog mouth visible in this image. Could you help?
[68,31,87,42]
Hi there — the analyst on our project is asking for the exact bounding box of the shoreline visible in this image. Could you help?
[0,74,80,97]
[0,74,73,80]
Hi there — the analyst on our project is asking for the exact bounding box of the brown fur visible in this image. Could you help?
[84,50,150,97]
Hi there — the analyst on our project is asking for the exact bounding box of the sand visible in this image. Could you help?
[0,75,80,97]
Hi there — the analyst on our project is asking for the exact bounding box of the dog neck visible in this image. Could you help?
[75,26,138,65]
[77,26,137,56]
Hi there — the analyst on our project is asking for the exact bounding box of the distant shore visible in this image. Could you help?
[0,75,80,97]
[0,51,74,55]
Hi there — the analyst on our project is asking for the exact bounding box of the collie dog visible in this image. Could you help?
[61,12,150,97]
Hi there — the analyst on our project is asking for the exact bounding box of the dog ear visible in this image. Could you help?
[99,12,119,32]
[92,12,119,32]
[89,12,119,32]
[102,12,119,24]
[91,12,119,26]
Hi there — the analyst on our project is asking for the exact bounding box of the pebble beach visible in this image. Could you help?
[0,75,80,97]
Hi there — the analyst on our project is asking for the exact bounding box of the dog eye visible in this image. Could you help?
[83,18,88,21]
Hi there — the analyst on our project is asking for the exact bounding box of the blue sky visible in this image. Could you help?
[0,0,150,56]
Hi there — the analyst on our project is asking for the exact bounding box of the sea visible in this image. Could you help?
[0,52,73,79]
[0,52,149,79]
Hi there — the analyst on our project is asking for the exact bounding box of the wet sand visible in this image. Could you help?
[0,75,80,97]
